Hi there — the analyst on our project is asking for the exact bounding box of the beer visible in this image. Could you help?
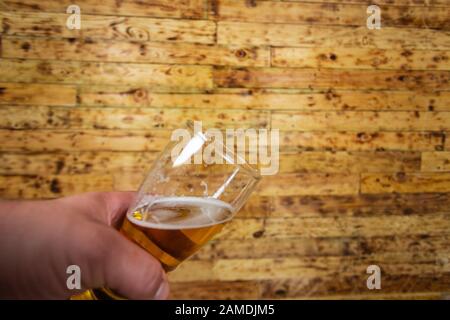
[121,196,234,271]
[80,197,234,300]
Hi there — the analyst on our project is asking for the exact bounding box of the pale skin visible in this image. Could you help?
[0,192,169,300]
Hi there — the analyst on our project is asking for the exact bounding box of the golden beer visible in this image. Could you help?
[121,196,233,271]
[77,196,233,300]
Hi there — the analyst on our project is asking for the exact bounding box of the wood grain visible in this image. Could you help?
[272,111,450,131]
[0,11,215,43]
[211,0,450,29]
[79,87,450,111]
[361,172,450,193]
[271,47,450,71]
[0,83,76,106]
[213,67,450,90]
[0,59,213,89]
[270,193,450,217]
[1,0,449,300]
[217,22,450,50]
[1,0,206,19]
[2,37,270,67]
[280,131,445,151]
[421,152,450,171]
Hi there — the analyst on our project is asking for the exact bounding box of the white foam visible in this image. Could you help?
[127,196,234,230]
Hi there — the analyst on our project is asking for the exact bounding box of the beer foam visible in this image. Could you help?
[127,196,234,230]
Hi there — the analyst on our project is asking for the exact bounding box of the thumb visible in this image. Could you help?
[95,227,170,300]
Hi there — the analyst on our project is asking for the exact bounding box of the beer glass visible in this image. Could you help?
[75,121,261,299]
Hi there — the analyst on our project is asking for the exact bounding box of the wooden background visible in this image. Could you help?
[1,0,450,299]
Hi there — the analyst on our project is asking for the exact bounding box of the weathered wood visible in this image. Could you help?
[272,111,450,131]
[260,273,450,299]
[277,0,450,6]
[0,174,114,199]
[264,214,450,239]
[213,67,450,90]
[272,47,450,71]
[217,22,450,50]
[280,131,445,151]
[211,0,450,29]
[279,151,420,173]
[170,281,260,299]
[0,129,172,152]
[362,172,450,193]
[68,107,269,129]
[421,152,450,171]
[169,251,450,282]
[0,105,269,130]
[193,234,450,259]
[0,106,71,129]
[0,151,158,175]
[0,11,215,43]
[1,0,206,19]
[256,173,360,196]
[3,37,270,67]
[1,1,450,300]
[0,83,76,106]
[79,87,450,111]
[0,59,213,89]
[271,193,450,217]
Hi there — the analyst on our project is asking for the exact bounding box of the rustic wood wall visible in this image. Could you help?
[1,0,449,299]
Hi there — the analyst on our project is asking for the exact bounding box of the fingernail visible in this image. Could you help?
[154,280,169,300]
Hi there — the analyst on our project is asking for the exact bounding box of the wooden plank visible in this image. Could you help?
[69,107,269,130]
[3,37,270,67]
[0,59,213,89]
[256,173,360,196]
[422,152,450,171]
[1,0,205,19]
[276,0,450,7]
[279,151,420,173]
[0,129,172,152]
[0,11,215,44]
[79,87,450,111]
[264,214,450,238]
[280,131,445,152]
[211,0,450,29]
[362,172,450,193]
[260,273,450,299]
[0,106,71,129]
[170,281,260,299]
[271,193,450,217]
[213,67,450,90]
[0,151,157,175]
[0,83,76,106]
[0,106,268,130]
[0,174,114,199]
[169,252,450,282]
[217,21,450,50]
[272,111,450,131]
[272,47,450,71]
[193,234,450,259]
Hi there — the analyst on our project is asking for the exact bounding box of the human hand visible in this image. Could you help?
[0,192,170,300]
